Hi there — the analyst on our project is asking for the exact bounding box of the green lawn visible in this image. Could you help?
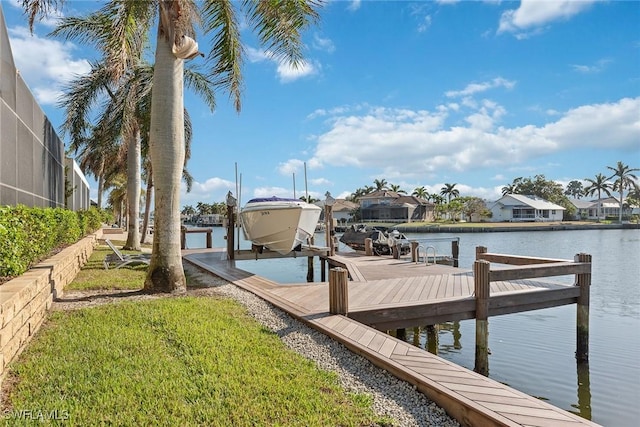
[2,242,393,426]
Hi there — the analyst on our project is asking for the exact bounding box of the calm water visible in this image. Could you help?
[187,228,640,427]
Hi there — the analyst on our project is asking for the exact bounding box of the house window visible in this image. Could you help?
[551,210,556,215]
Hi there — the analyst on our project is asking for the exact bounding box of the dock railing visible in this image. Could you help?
[473,245,592,375]
[409,236,460,267]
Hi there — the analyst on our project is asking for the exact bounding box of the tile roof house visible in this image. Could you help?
[358,190,435,223]
[489,194,565,222]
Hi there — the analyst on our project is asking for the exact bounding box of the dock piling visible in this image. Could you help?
[411,241,419,263]
[365,238,373,256]
[575,252,591,362]
[329,267,349,315]
[474,259,491,376]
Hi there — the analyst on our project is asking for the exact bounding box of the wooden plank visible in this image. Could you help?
[358,329,377,347]
[406,276,426,301]
[367,332,388,353]
[479,252,569,265]
[372,277,403,305]
[378,337,397,358]
[490,262,590,282]
[482,402,579,421]
[504,414,589,426]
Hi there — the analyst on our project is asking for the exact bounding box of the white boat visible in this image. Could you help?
[239,197,322,254]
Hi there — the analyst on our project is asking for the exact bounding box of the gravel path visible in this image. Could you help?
[54,263,460,427]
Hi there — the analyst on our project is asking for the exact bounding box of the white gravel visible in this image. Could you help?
[184,262,460,427]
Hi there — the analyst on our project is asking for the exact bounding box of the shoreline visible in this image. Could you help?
[377,222,640,233]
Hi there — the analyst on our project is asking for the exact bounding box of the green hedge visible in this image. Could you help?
[0,206,111,277]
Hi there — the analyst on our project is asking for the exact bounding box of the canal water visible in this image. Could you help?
[187,228,640,427]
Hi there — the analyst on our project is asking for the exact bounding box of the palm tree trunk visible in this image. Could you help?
[97,158,105,209]
[141,170,153,244]
[619,190,624,223]
[144,20,186,293]
[125,125,142,250]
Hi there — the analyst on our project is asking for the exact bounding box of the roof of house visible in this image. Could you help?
[569,198,596,209]
[359,190,402,199]
[495,194,566,211]
[394,195,433,206]
[332,199,358,212]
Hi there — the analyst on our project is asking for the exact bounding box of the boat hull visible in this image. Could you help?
[239,197,322,255]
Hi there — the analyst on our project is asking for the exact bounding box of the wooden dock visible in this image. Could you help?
[183,248,599,427]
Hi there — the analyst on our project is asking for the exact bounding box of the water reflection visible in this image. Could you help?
[573,361,592,420]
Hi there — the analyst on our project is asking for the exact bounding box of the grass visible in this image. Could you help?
[67,242,149,291]
[2,242,393,426]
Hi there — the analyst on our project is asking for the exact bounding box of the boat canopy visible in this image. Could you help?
[246,196,301,203]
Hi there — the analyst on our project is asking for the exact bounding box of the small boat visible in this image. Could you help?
[239,196,322,255]
[339,224,411,255]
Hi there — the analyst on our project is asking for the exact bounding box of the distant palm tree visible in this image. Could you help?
[607,161,640,223]
[412,186,428,199]
[389,184,406,194]
[373,178,388,191]
[584,173,612,222]
[299,195,319,203]
[501,183,518,196]
[440,183,460,203]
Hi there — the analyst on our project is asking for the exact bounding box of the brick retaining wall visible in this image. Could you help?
[0,229,103,380]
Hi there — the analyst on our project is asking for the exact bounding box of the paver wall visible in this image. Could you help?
[0,230,102,380]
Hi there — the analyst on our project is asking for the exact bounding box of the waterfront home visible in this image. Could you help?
[316,198,358,225]
[569,197,636,220]
[358,190,435,223]
[489,194,565,222]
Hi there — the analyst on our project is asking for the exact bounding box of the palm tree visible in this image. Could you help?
[388,184,405,194]
[412,186,428,199]
[24,0,322,293]
[501,177,522,196]
[606,161,640,223]
[373,178,388,191]
[440,183,460,203]
[584,173,612,222]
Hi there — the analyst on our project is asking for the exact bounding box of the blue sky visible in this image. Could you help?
[3,0,639,208]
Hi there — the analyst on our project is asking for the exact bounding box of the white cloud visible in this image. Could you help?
[347,0,361,12]
[308,97,639,184]
[498,0,599,35]
[277,59,318,83]
[571,58,612,74]
[252,186,293,199]
[445,77,515,98]
[181,177,235,206]
[417,15,432,33]
[277,159,305,175]
[245,46,270,63]
[313,34,335,53]
[246,46,319,83]
[8,26,91,106]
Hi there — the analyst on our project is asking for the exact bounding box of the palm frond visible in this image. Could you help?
[202,0,244,111]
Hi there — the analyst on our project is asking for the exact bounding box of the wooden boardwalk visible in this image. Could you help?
[183,249,599,427]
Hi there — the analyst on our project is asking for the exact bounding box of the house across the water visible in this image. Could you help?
[489,194,565,222]
[358,190,435,223]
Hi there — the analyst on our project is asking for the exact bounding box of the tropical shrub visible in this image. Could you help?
[0,205,109,277]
